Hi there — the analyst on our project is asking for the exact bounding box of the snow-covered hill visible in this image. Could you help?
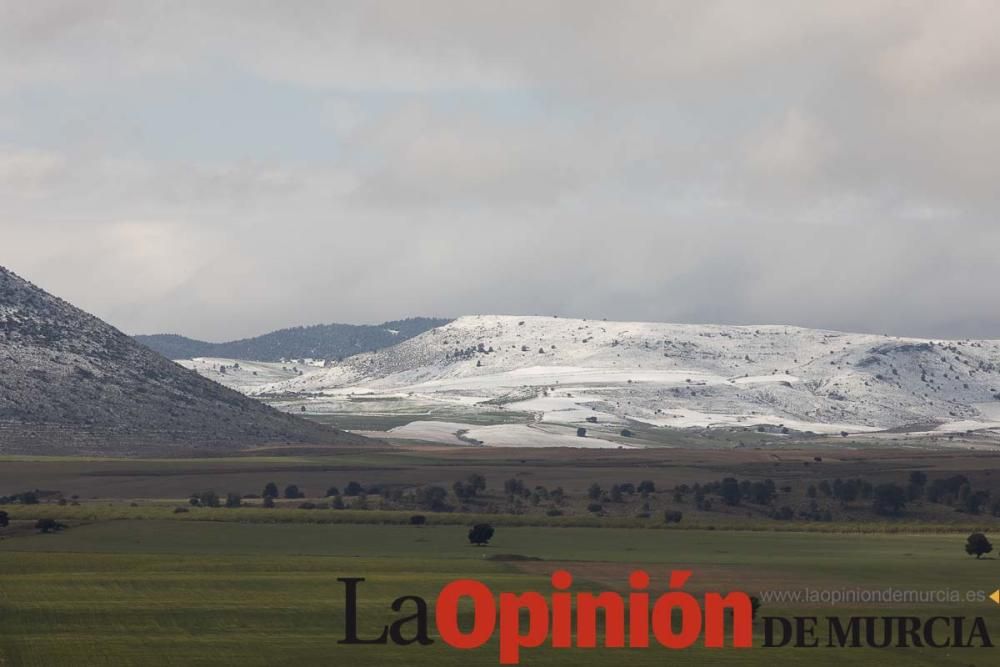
[0,265,374,454]
[211,315,1000,445]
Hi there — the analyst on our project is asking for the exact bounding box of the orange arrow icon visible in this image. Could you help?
[991,590,1000,605]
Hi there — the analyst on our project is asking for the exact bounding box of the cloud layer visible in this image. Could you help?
[2,1,998,340]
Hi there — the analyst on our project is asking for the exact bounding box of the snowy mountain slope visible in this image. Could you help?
[0,265,376,454]
[236,315,1000,439]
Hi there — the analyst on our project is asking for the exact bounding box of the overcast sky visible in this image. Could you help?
[2,1,999,341]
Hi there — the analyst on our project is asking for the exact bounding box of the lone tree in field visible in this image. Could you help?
[966,533,993,559]
[283,484,304,499]
[468,523,495,546]
[262,482,279,499]
[0,510,8,527]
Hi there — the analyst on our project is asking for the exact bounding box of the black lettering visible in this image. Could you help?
[338,577,389,645]
[389,595,433,646]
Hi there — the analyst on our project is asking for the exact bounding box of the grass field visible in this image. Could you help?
[2,449,1000,665]
[1,518,998,666]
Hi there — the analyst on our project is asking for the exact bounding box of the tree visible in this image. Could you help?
[468,523,495,546]
[720,478,741,506]
[283,484,304,499]
[637,480,656,494]
[872,483,907,516]
[663,511,683,524]
[325,486,340,497]
[0,510,8,527]
[965,533,993,559]
[415,485,449,511]
[35,518,64,533]
[262,496,275,508]
[410,515,427,525]
[191,491,220,508]
[344,481,364,496]
[225,493,242,508]
[331,494,346,510]
[503,478,525,497]
[262,482,279,499]
[587,483,603,500]
[576,427,587,437]
[467,474,486,495]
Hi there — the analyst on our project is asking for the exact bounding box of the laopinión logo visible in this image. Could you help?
[337,570,994,664]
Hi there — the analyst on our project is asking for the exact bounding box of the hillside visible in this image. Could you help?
[237,315,1000,446]
[135,318,451,361]
[0,266,376,455]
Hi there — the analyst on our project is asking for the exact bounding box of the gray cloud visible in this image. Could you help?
[1,1,998,340]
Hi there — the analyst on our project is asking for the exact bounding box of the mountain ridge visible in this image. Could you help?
[241,315,1000,439]
[135,317,452,361]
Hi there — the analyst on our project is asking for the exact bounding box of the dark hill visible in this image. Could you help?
[135,318,451,361]
[0,266,378,455]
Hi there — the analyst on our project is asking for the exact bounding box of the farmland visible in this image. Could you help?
[1,447,1000,665]
[0,519,996,666]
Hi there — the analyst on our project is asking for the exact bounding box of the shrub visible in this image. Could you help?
[409,515,427,525]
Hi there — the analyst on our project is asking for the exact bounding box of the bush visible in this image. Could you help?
[224,493,242,508]
[283,485,304,499]
[172,507,189,514]
[344,481,364,496]
[545,508,563,517]
[0,510,7,527]
[409,515,427,525]
[663,510,683,524]
[298,502,317,510]
[262,482,278,498]
[325,486,340,497]
[586,502,603,513]
[262,496,275,508]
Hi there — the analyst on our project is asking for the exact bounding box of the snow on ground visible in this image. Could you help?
[179,315,1000,447]
[177,358,321,391]
[376,421,629,449]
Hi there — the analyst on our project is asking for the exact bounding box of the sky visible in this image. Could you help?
[2,1,999,341]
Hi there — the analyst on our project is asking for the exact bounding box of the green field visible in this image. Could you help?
[1,518,998,666]
[2,449,1000,666]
